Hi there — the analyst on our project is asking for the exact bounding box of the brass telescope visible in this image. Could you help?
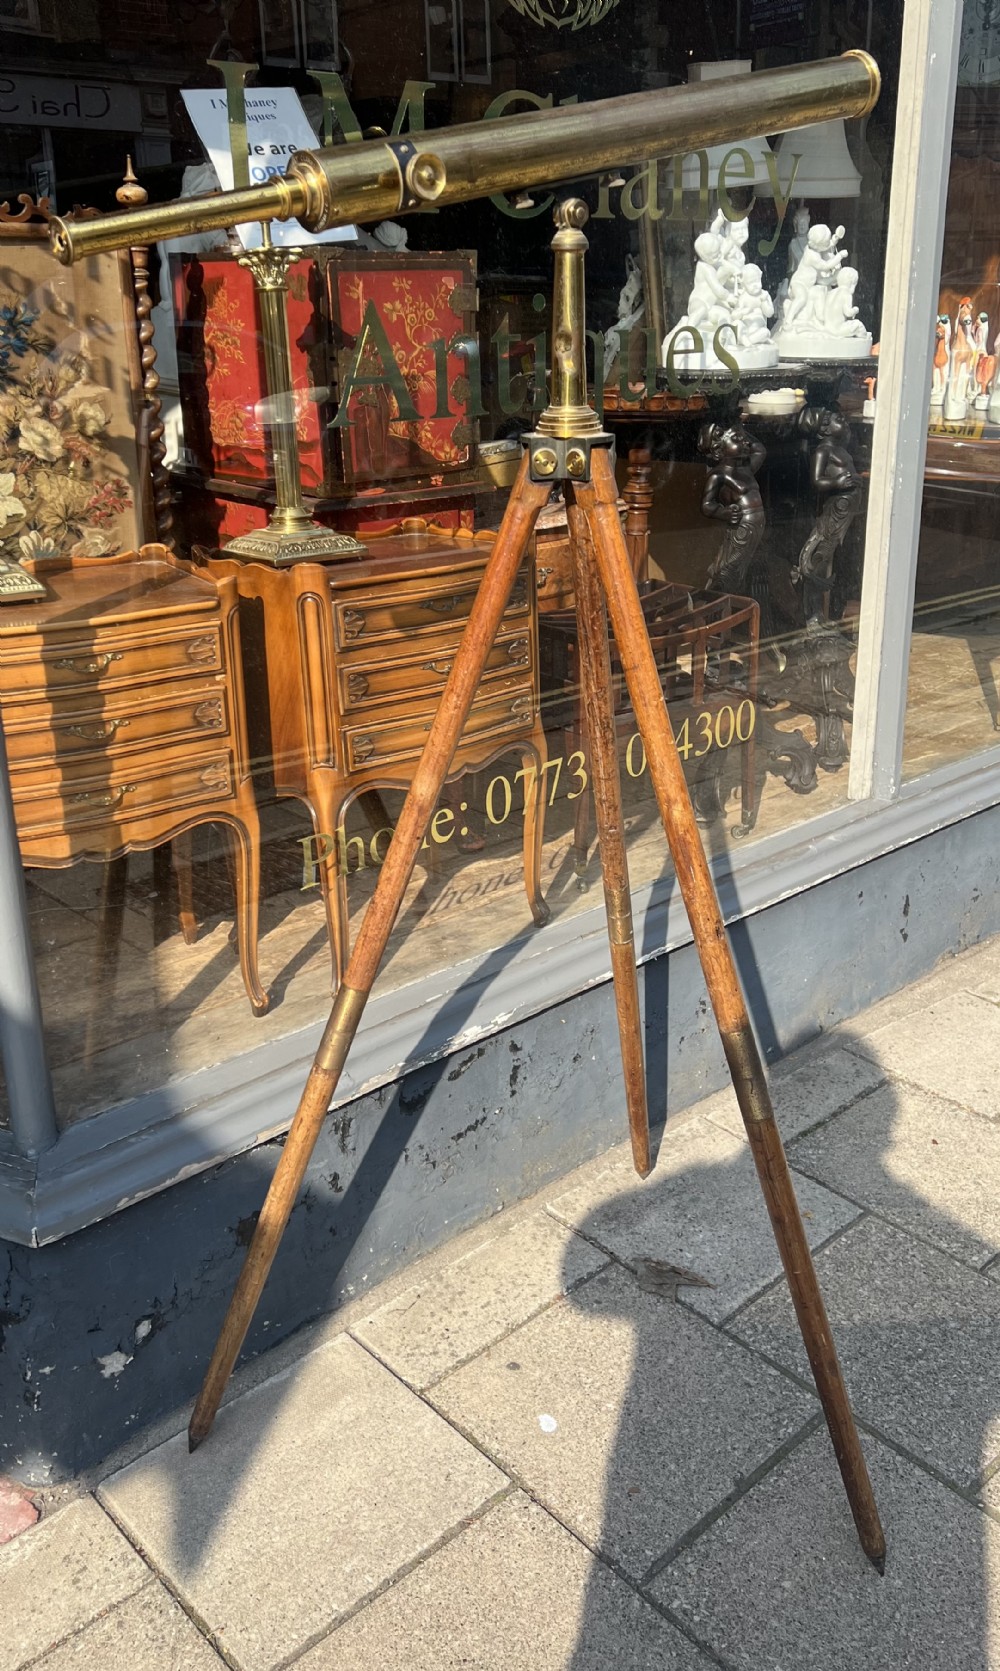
[51,51,879,263]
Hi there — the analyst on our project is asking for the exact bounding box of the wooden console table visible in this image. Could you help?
[202,525,550,989]
[0,549,267,1015]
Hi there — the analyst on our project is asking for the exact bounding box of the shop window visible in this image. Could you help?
[904,0,1000,780]
[0,0,903,1130]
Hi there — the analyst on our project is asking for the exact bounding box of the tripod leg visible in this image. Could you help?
[577,447,885,1573]
[189,456,552,1450]
[567,498,650,1177]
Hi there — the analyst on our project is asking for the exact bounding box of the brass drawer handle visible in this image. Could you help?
[54,651,123,676]
[342,609,366,639]
[353,734,376,762]
[509,697,533,718]
[507,639,529,665]
[65,718,129,742]
[423,658,453,676]
[185,636,217,665]
[536,566,555,589]
[419,595,462,615]
[200,762,230,793]
[70,784,135,810]
[194,699,224,730]
[347,672,369,702]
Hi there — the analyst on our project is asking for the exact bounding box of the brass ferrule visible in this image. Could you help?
[315,983,368,1077]
[606,888,635,947]
[720,1025,774,1125]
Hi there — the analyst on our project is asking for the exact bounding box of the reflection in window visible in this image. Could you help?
[905,0,1000,779]
[259,0,340,70]
[425,0,491,84]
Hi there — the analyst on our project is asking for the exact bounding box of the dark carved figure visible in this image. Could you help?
[699,420,767,593]
[794,406,864,626]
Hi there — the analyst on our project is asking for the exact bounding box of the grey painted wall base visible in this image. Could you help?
[2,804,998,1484]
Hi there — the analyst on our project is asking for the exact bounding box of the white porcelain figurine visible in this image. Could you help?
[930,313,951,407]
[662,215,778,372]
[944,298,975,422]
[774,224,873,361]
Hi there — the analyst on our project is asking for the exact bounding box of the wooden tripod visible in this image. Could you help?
[188,201,885,1574]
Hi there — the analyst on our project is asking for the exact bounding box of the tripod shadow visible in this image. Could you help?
[563,1023,1000,1667]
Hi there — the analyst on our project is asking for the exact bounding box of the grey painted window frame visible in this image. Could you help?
[0,0,982,1244]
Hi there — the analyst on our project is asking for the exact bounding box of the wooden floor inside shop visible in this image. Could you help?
[5,622,999,1133]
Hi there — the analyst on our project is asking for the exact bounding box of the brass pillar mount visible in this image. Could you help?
[527,199,612,487]
[225,223,366,564]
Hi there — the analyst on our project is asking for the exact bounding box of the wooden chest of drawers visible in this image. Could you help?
[0,548,267,1014]
[203,526,549,988]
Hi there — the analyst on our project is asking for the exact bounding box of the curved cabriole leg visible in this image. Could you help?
[227,816,268,1017]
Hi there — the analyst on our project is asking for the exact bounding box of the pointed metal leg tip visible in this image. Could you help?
[187,1424,205,1454]
[866,1546,886,1576]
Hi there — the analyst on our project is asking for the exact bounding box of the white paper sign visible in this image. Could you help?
[181,87,356,248]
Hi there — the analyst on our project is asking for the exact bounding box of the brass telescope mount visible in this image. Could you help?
[187,192,887,1579]
[524,197,611,489]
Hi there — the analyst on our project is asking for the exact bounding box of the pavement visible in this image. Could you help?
[9,931,1000,1669]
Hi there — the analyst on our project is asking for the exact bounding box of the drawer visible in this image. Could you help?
[338,628,532,714]
[1,680,230,767]
[331,569,530,650]
[0,623,223,699]
[342,680,536,773]
[11,750,235,838]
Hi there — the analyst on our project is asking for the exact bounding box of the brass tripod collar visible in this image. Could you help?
[525,430,613,485]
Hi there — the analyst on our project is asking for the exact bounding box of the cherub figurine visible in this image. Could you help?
[685,231,732,328]
[794,407,864,625]
[783,223,847,332]
[823,266,867,337]
[733,265,775,346]
[699,420,767,591]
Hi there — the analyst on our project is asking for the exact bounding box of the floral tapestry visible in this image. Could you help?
[0,237,142,573]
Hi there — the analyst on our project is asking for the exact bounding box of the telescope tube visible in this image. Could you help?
[51,52,879,265]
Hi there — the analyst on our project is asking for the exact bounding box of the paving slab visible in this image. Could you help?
[733,1215,1000,1490]
[652,1430,1000,1671]
[702,1039,885,1143]
[298,1492,712,1670]
[31,1583,223,1671]
[352,1210,608,1388]
[430,1263,816,1580]
[546,1115,859,1323]
[790,1080,1000,1267]
[99,1335,506,1671]
[842,990,1000,1117]
[0,1496,151,1671]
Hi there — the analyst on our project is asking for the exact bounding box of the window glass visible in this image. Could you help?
[0,0,901,1128]
[905,1,1000,780]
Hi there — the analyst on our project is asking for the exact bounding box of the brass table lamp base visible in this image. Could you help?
[224,225,367,565]
[223,520,367,564]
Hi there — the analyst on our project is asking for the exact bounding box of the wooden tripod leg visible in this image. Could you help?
[567,498,650,1178]
[577,446,885,1573]
[188,456,552,1451]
